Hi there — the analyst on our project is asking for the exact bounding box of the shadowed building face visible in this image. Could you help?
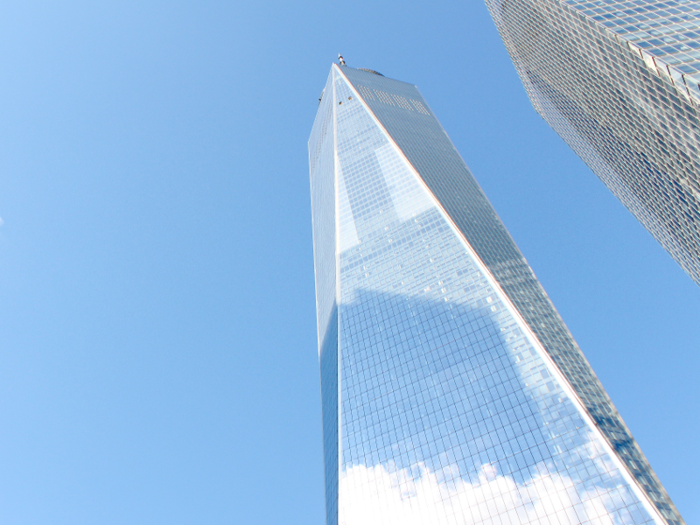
[309,64,683,525]
[484,0,700,288]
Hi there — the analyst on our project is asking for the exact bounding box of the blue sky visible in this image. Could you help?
[0,1,697,523]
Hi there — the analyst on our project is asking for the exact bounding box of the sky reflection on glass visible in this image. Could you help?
[310,64,677,525]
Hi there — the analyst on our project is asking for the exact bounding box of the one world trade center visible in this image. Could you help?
[308,62,683,525]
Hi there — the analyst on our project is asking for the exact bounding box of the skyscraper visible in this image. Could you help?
[483,0,700,286]
[309,63,683,525]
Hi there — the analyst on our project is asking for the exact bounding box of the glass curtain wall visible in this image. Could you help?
[309,64,682,525]
[484,0,700,287]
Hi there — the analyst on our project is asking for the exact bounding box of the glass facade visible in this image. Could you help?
[309,64,682,525]
[484,0,700,287]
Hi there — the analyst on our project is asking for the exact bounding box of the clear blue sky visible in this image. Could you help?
[0,1,697,523]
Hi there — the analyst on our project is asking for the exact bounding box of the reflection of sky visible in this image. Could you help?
[340,456,643,525]
[331,69,658,524]
[309,69,340,525]
[309,69,337,347]
[563,0,700,77]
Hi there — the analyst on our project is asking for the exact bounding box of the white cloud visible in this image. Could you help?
[339,458,645,525]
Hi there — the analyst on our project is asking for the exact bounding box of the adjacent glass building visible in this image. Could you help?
[309,64,683,525]
[484,0,700,286]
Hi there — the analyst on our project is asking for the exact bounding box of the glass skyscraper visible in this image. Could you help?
[484,0,700,286]
[309,64,683,525]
